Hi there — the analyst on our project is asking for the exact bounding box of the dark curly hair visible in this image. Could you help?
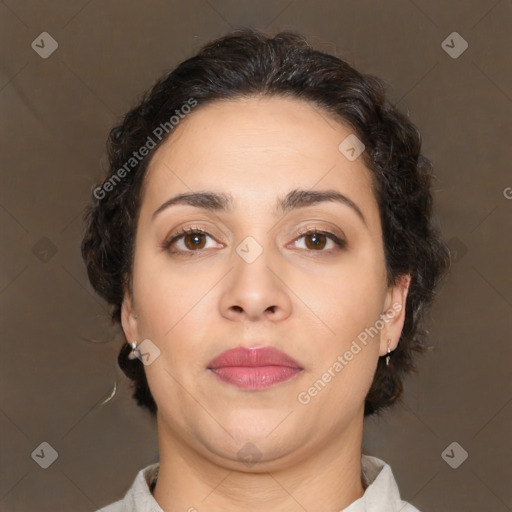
[81,28,450,419]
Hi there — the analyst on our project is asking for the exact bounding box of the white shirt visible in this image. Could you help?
[96,454,422,511]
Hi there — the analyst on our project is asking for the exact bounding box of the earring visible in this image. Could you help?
[386,339,391,366]
[128,341,141,360]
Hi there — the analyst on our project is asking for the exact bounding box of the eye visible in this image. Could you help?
[291,228,346,252]
[161,227,220,254]
[161,226,346,256]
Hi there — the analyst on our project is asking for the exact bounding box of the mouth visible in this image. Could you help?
[207,346,304,390]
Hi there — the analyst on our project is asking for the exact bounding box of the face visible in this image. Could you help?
[121,96,409,471]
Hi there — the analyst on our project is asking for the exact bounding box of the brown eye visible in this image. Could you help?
[304,232,328,250]
[293,229,346,252]
[162,227,218,254]
[182,232,207,250]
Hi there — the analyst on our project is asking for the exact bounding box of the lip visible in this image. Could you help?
[207,346,303,390]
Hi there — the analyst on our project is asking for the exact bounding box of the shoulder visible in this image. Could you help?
[355,454,423,512]
[94,462,162,512]
[397,500,423,512]
[94,500,123,512]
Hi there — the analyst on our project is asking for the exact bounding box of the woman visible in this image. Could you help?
[82,29,450,512]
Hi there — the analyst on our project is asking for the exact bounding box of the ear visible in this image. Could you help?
[121,286,139,345]
[379,274,411,356]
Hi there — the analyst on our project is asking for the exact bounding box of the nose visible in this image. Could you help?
[218,242,292,323]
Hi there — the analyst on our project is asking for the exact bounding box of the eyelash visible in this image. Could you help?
[161,225,346,255]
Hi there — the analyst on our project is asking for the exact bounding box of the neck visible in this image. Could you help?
[152,411,366,512]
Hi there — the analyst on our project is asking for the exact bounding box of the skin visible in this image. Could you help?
[121,95,410,512]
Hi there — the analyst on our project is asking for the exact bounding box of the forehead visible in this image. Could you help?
[141,96,378,226]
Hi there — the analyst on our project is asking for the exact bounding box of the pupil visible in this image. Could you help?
[307,233,325,249]
[186,233,204,249]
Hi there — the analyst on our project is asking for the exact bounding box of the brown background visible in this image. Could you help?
[1,1,511,511]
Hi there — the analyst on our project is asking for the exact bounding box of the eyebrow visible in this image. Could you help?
[151,188,367,226]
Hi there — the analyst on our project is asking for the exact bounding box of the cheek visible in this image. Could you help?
[297,252,386,341]
[299,264,384,412]
[135,278,202,343]
[131,253,214,408]
[131,249,221,365]
[132,244,186,330]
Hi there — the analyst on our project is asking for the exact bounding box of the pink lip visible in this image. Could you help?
[207,346,303,390]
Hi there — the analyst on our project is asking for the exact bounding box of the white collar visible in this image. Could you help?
[97,454,421,511]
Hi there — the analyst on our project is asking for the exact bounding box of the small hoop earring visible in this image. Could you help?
[386,339,391,366]
[128,341,140,360]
